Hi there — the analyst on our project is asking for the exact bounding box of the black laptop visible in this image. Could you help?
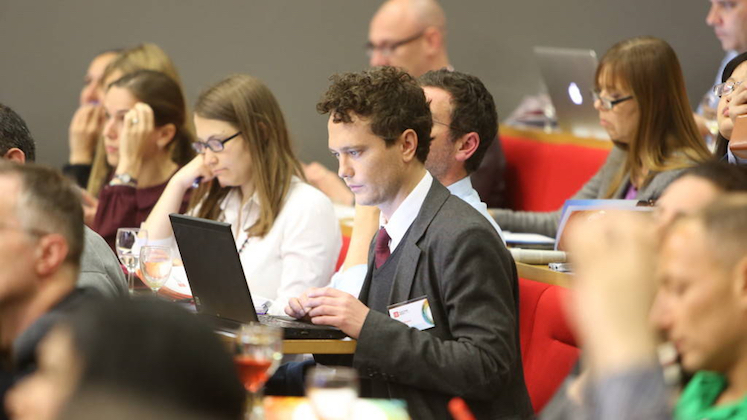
[169,214,347,340]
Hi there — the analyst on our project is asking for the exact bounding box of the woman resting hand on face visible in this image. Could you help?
[90,69,195,250]
[714,51,747,164]
[143,74,341,316]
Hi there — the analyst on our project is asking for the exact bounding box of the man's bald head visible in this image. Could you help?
[368,0,450,77]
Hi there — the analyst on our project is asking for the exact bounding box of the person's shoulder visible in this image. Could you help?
[429,194,501,240]
[287,177,335,206]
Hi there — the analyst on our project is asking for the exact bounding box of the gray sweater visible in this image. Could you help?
[493,145,685,237]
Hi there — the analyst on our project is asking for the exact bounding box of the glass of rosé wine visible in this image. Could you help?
[234,324,283,419]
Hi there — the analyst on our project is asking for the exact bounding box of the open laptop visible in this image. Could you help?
[534,46,607,139]
[169,214,347,340]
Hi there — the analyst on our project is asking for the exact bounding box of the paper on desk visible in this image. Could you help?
[503,231,555,245]
[160,266,271,314]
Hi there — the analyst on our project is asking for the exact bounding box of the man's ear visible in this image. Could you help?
[154,124,177,149]
[3,148,26,163]
[423,26,443,55]
[399,129,419,163]
[34,234,69,277]
[453,132,480,163]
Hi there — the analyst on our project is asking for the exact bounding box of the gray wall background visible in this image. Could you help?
[0,1,721,170]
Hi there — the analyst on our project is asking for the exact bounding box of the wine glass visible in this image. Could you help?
[139,246,172,294]
[306,366,359,420]
[115,228,147,294]
[234,324,283,420]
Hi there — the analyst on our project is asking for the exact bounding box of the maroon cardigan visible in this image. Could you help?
[92,180,190,251]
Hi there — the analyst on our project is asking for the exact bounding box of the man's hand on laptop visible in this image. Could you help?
[285,287,369,339]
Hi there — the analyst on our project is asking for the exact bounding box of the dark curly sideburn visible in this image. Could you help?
[316,66,432,163]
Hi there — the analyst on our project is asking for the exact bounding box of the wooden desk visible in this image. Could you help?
[516,262,571,288]
[282,339,356,355]
[216,331,357,355]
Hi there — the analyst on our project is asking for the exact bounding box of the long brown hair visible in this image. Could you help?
[189,74,304,238]
[596,37,711,197]
[88,43,186,196]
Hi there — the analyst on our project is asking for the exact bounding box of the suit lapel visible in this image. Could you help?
[387,181,450,304]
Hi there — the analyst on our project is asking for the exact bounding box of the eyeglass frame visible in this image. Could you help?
[432,119,467,135]
[191,131,241,154]
[713,80,743,97]
[591,90,634,110]
[365,30,426,58]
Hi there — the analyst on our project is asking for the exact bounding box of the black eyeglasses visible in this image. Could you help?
[592,91,634,110]
[365,31,425,58]
[191,131,241,154]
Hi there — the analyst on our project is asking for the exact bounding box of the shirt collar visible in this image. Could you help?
[219,188,261,230]
[379,171,433,252]
[445,176,472,197]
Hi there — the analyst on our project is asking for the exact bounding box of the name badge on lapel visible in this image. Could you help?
[387,296,435,331]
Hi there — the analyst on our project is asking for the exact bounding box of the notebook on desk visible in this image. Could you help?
[534,46,608,139]
[169,214,347,340]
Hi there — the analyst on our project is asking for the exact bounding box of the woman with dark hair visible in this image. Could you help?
[143,74,341,316]
[713,51,747,164]
[5,299,245,420]
[91,69,195,249]
[492,36,711,237]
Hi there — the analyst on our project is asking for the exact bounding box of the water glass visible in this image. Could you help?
[306,366,359,420]
[115,228,147,294]
[139,246,172,294]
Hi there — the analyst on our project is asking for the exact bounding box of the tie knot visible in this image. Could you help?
[374,227,391,269]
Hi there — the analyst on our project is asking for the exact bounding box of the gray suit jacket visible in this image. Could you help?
[354,180,533,420]
[78,227,127,297]
[493,145,685,237]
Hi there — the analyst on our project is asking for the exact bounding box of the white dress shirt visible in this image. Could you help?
[330,172,505,297]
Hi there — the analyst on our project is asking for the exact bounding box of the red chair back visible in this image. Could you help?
[518,278,579,413]
[502,135,610,211]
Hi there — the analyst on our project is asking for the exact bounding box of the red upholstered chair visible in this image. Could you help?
[518,278,580,413]
[502,135,610,211]
[335,234,351,272]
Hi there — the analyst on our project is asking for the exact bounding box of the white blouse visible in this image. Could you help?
[189,177,341,315]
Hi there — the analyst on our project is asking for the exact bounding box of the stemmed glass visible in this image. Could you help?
[139,246,172,294]
[115,228,147,294]
[306,366,360,420]
[234,324,283,420]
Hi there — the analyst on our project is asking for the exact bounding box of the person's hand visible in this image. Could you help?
[69,104,105,164]
[171,155,215,191]
[116,103,155,177]
[728,82,747,131]
[566,211,659,376]
[80,188,99,227]
[290,287,370,339]
[303,162,354,206]
[285,290,313,321]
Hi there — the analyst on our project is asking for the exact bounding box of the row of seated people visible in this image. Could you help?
[2,36,745,420]
[1,1,747,419]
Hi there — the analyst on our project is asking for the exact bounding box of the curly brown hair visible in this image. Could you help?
[316,66,432,163]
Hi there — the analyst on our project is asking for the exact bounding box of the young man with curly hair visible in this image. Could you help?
[286,67,531,420]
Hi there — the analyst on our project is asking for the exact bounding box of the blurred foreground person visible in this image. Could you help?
[5,299,244,420]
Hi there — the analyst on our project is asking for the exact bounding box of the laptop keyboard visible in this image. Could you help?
[258,315,340,330]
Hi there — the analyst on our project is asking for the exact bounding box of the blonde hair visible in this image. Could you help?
[88,43,186,196]
[596,37,711,197]
[189,74,304,238]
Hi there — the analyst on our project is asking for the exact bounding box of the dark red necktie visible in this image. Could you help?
[374,227,391,269]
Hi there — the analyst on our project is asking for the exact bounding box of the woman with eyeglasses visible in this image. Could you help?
[713,51,747,164]
[143,74,341,316]
[90,69,195,250]
[491,37,711,237]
